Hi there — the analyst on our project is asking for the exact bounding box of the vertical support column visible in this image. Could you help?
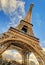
[27,52,30,65]
[22,51,30,65]
[22,53,27,65]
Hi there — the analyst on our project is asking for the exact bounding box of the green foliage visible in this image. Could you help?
[7,62,11,65]
[2,63,5,65]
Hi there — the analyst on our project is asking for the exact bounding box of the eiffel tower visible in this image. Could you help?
[0,4,45,65]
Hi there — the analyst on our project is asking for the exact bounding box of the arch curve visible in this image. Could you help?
[0,39,44,65]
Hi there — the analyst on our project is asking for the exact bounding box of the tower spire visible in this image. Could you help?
[24,4,34,23]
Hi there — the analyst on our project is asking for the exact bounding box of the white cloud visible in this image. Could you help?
[0,0,25,27]
[2,50,22,63]
[2,50,39,64]
[43,48,45,51]
[29,53,39,65]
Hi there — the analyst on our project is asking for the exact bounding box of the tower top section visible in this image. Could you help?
[16,3,34,36]
[24,4,34,23]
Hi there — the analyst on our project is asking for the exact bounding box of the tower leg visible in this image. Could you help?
[22,52,30,65]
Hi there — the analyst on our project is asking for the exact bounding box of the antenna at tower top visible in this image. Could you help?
[24,3,34,23]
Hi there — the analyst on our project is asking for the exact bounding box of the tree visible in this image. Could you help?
[2,63,5,65]
[7,62,11,65]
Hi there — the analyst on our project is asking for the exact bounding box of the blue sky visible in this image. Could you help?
[0,0,45,48]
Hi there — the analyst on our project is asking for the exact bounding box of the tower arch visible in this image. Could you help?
[0,39,44,65]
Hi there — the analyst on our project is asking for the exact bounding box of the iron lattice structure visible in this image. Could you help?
[0,4,45,65]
